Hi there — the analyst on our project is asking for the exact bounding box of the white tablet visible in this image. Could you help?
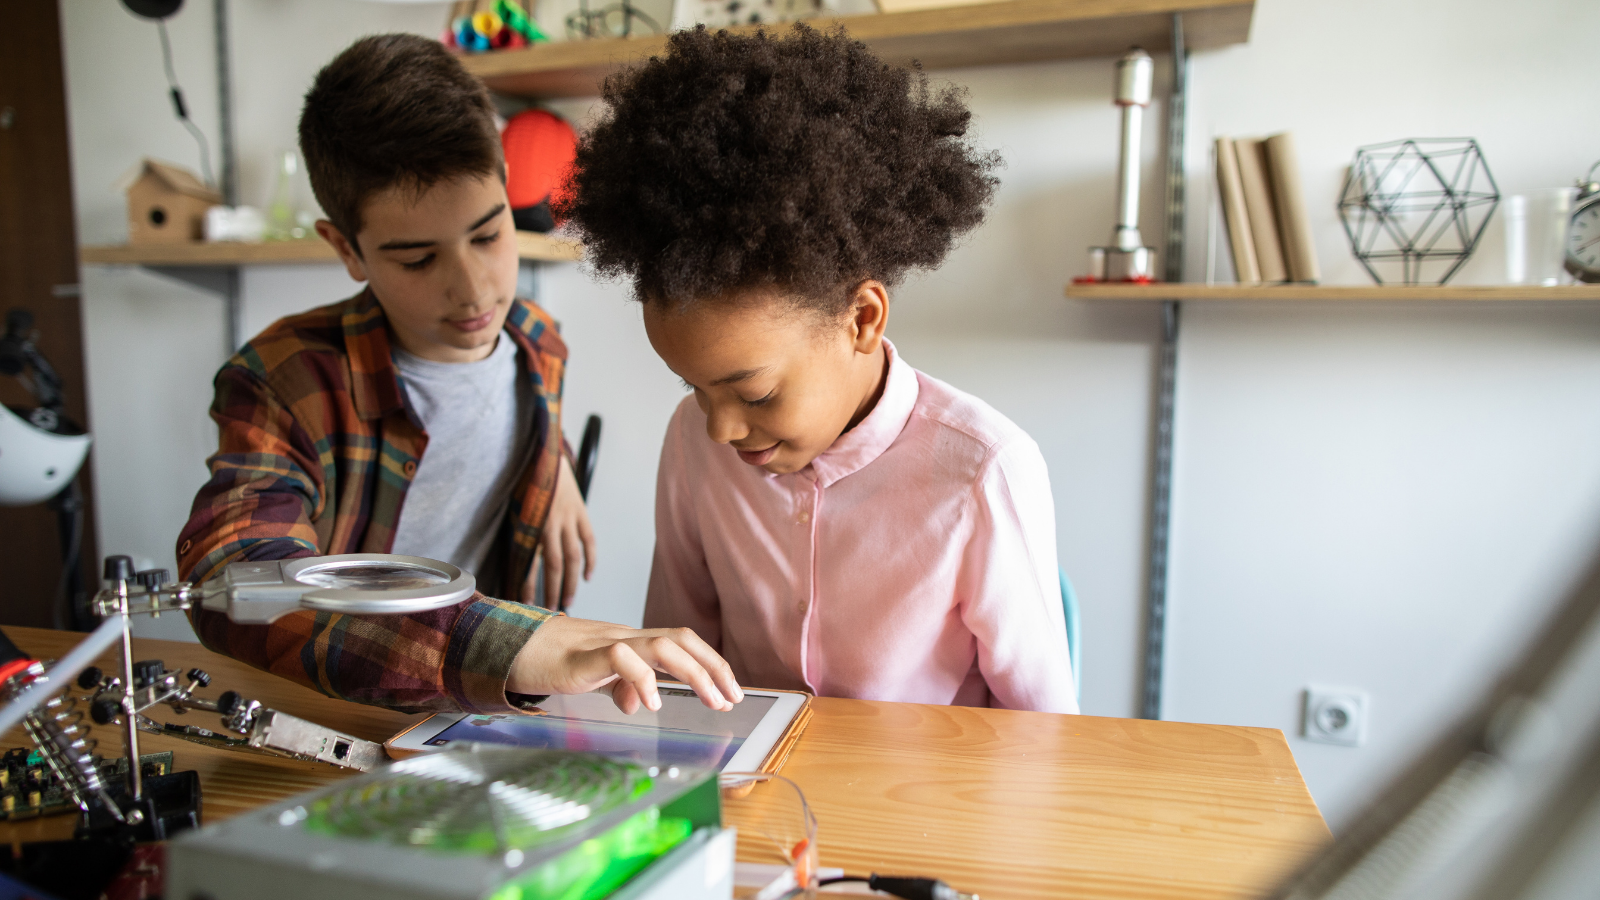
[385,684,812,774]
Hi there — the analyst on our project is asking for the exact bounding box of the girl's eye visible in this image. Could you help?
[401,255,434,271]
[679,378,696,393]
[744,390,775,408]
[473,230,500,245]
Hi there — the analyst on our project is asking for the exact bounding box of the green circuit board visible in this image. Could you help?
[0,746,174,821]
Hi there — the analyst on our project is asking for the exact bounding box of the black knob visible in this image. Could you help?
[134,569,171,590]
[216,691,241,715]
[89,699,120,726]
[186,668,210,688]
[132,659,165,688]
[76,666,103,690]
[102,556,135,583]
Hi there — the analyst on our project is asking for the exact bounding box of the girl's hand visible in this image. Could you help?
[508,615,744,714]
[531,454,596,609]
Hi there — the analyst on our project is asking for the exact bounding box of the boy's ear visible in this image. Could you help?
[848,280,890,354]
[316,219,370,284]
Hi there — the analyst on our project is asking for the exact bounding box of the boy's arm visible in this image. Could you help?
[959,437,1080,714]
[643,402,722,647]
[178,365,323,583]
[174,366,542,714]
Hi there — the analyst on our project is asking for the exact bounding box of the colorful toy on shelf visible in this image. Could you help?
[442,0,547,53]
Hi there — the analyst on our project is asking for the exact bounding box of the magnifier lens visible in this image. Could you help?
[294,562,451,591]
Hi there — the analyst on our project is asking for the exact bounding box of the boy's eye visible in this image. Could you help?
[679,378,696,393]
[401,254,434,271]
[743,390,775,408]
[473,230,500,245]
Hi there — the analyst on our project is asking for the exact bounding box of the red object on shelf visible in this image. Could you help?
[502,110,578,213]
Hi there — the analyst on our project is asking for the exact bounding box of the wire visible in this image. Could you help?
[156,19,215,188]
[818,875,979,900]
[719,774,979,900]
[720,772,819,894]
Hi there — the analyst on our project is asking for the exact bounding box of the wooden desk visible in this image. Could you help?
[1,626,1328,899]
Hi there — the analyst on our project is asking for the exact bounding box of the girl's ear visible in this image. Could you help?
[847,280,890,354]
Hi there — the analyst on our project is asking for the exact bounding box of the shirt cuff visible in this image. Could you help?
[443,594,555,714]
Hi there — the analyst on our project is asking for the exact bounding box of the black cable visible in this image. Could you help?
[52,480,87,631]
[157,19,215,188]
[818,874,979,900]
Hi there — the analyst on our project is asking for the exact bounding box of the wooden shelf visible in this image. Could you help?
[80,231,582,267]
[460,0,1254,98]
[1064,283,1600,302]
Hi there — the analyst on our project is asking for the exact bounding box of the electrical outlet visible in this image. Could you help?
[1303,687,1369,747]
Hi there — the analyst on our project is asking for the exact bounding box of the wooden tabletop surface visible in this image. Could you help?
[1,626,1329,899]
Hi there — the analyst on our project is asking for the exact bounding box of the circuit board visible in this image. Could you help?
[0,747,174,821]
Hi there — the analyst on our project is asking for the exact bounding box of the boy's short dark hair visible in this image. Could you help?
[300,33,503,248]
[559,25,999,314]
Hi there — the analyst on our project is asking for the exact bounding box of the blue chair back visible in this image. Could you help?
[1060,570,1080,703]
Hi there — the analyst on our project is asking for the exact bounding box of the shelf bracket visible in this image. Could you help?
[1140,12,1188,721]
[215,0,242,356]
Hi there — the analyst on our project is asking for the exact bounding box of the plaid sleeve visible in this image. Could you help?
[189,595,554,714]
[176,364,325,584]
[178,364,556,714]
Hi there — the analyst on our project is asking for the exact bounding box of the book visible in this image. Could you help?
[1264,132,1321,283]
[1233,137,1289,283]
[1215,137,1261,285]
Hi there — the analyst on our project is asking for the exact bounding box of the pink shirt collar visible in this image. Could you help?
[803,338,918,488]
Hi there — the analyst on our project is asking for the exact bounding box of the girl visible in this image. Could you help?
[561,25,1076,713]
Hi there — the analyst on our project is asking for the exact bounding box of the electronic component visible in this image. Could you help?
[0,550,461,836]
[140,707,386,771]
[167,746,734,900]
[0,749,172,821]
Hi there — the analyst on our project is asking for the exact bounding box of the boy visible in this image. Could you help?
[176,34,741,716]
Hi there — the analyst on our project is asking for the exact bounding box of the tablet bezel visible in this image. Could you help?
[384,683,810,774]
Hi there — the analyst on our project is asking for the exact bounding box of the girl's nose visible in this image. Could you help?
[704,402,748,445]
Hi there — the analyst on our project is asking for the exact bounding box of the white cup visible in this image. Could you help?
[1505,188,1575,285]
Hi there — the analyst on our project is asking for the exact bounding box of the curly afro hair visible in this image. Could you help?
[559,24,1000,314]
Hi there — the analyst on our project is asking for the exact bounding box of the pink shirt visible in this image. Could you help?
[644,339,1078,713]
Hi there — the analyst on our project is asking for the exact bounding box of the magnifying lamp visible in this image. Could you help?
[0,550,480,834]
[195,554,477,623]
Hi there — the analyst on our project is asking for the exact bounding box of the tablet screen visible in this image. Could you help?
[421,688,779,769]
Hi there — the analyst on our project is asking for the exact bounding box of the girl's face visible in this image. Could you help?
[642,284,890,476]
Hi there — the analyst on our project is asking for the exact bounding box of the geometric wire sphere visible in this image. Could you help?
[1337,138,1500,285]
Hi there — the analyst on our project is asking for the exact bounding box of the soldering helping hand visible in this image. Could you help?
[80,661,262,736]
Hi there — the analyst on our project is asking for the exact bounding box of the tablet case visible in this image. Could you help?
[382,686,813,798]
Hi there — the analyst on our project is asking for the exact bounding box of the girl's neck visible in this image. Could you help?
[843,340,890,434]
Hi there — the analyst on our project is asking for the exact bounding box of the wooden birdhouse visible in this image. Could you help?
[125,159,221,245]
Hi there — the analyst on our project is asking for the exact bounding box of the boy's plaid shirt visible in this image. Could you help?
[176,289,563,714]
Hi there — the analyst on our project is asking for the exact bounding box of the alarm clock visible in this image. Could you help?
[1566,160,1600,283]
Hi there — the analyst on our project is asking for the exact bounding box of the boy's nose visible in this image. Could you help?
[446,244,495,305]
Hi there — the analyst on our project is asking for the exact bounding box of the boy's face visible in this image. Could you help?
[317,174,518,363]
[643,285,890,476]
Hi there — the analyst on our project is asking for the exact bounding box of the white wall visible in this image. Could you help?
[1163,0,1600,829]
[57,0,1600,831]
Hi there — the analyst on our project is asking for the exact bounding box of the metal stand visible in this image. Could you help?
[1138,13,1187,721]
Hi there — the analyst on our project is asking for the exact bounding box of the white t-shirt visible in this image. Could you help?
[390,333,533,577]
